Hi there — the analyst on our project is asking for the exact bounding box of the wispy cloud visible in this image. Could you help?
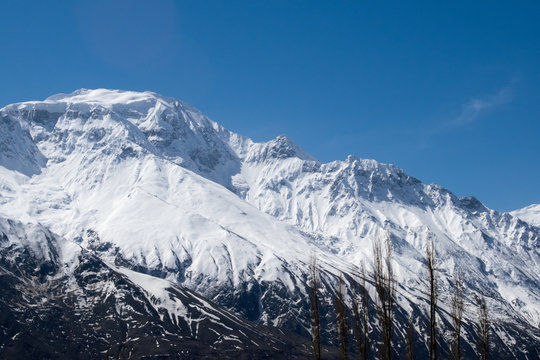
[415,80,518,148]
[450,82,515,127]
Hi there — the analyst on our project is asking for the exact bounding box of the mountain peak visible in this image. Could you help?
[44,88,176,107]
[246,134,317,163]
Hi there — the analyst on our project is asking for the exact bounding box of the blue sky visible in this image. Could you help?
[1,1,539,211]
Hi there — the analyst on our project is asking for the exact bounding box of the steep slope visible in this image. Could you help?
[0,89,539,358]
[0,216,309,359]
[511,204,540,227]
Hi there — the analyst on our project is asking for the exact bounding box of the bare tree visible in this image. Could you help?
[372,233,395,360]
[450,274,465,360]
[335,274,349,360]
[426,239,438,360]
[352,263,369,360]
[405,314,415,360]
[309,254,322,360]
[477,296,490,360]
[352,281,363,359]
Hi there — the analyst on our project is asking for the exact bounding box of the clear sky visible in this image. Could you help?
[1,1,539,211]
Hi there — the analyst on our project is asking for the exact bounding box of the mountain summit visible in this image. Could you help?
[0,89,539,358]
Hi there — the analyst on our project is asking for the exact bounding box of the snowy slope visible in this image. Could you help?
[0,216,309,359]
[511,204,540,227]
[0,89,539,358]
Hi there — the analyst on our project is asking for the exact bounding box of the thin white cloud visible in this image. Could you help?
[452,85,513,126]
[420,80,518,143]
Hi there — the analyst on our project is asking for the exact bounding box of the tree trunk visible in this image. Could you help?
[309,254,322,360]
[450,274,464,360]
[353,263,369,360]
[335,275,349,360]
[372,233,395,360]
[426,239,438,360]
[477,296,490,360]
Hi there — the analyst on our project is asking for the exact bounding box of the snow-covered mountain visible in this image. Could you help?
[0,89,539,358]
[512,204,540,227]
